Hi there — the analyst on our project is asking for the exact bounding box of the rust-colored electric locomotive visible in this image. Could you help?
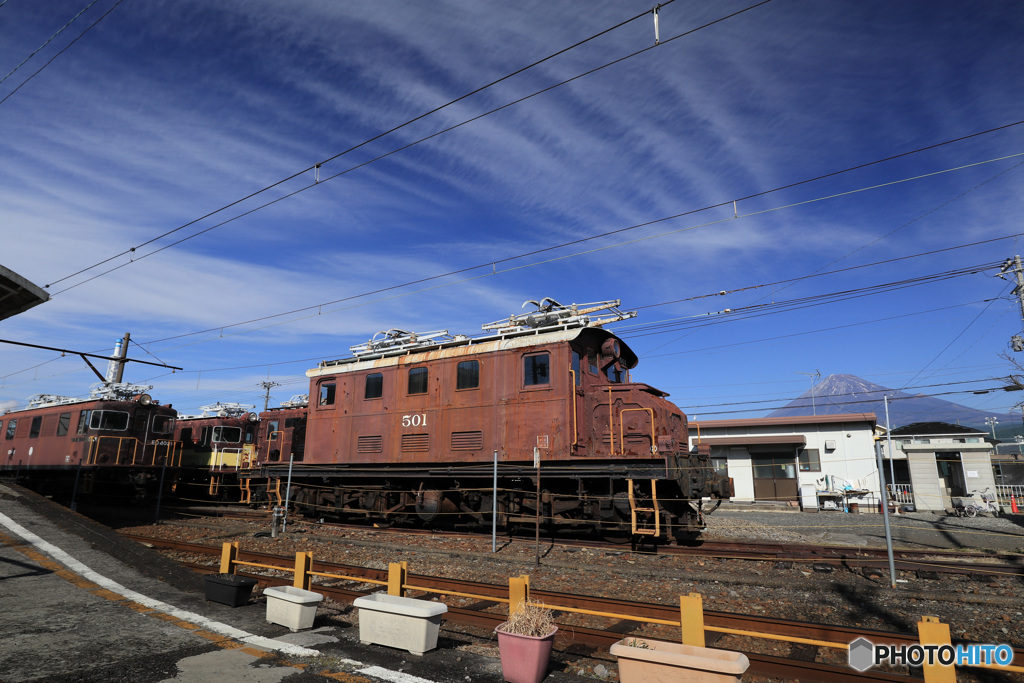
[0,383,179,498]
[259,300,731,540]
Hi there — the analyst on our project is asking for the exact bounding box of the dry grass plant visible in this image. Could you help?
[499,601,555,637]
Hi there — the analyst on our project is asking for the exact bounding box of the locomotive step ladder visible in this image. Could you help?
[627,479,660,536]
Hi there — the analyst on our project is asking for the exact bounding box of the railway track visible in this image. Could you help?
[154,507,1024,579]
[126,533,1024,682]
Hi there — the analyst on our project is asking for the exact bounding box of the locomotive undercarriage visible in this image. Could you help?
[244,459,717,543]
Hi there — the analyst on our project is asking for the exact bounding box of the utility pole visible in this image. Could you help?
[795,370,820,415]
[999,256,1024,351]
[260,380,280,411]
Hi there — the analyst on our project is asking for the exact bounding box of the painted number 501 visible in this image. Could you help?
[402,413,426,427]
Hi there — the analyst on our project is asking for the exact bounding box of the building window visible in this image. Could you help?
[365,373,383,399]
[456,360,479,390]
[319,382,336,406]
[524,353,550,386]
[408,367,428,395]
[799,448,821,472]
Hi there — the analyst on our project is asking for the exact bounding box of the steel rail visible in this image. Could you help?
[131,535,1024,678]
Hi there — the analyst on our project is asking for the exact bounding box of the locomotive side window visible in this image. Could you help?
[588,351,599,375]
[523,353,550,386]
[29,416,42,438]
[180,427,193,442]
[456,360,479,390]
[77,411,91,434]
[266,420,280,437]
[151,415,174,435]
[57,412,71,437]
[89,410,129,431]
[5,419,16,440]
[571,351,581,386]
[319,382,336,406]
[212,426,242,443]
[605,365,625,383]
[365,373,383,399]
[408,367,428,395]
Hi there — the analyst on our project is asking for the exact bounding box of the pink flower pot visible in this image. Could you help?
[495,624,557,683]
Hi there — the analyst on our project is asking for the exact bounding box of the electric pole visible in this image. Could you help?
[999,256,1024,351]
[260,380,280,411]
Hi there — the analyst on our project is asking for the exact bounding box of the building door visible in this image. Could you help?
[935,451,966,509]
[751,454,798,502]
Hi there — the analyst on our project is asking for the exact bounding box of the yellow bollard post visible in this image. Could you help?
[294,551,312,590]
[680,592,705,647]
[219,541,238,574]
[918,616,956,683]
[388,561,408,597]
[509,575,530,615]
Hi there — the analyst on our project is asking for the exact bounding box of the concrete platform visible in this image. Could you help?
[0,483,580,683]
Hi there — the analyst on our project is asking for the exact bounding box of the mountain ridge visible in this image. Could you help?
[767,373,1020,431]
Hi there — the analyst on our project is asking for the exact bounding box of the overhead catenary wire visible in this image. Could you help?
[0,0,127,107]
[41,2,1021,296]
[73,154,1024,352]
[44,0,713,290]
[0,0,101,87]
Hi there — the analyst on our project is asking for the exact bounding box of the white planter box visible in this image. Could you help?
[353,593,448,655]
[264,586,323,631]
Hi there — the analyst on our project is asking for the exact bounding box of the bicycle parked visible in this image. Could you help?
[950,488,999,518]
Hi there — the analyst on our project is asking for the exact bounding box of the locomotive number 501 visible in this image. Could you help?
[401,413,427,428]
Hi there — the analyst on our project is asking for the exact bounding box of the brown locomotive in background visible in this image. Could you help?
[255,299,733,540]
[0,300,732,540]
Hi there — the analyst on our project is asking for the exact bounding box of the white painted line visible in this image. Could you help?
[357,666,439,683]
[0,511,319,658]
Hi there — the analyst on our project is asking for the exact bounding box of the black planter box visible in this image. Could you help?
[204,574,258,607]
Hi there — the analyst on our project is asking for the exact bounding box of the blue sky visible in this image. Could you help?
[2,0,1024,423]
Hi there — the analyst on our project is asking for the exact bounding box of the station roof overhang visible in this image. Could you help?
[697,434,808,447]
[0,266,49,321]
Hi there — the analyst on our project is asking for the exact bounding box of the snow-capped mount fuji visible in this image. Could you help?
[767,373,1020,430]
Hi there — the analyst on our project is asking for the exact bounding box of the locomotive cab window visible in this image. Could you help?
[571,351,582,386]
[89,410,129,431]
[266,419,280,437]
[318,382,336,407]
[523,352,550,387]
[57,412,71,437]
[365,373,383,399]
[408,367,428,395]
[605,364,625,383]
[588,350,599,375]
[29,416,42,438]
[5,419,16,440]
[212,426,242,443]
[456,360,479,390]
[151,415,174,435]
[77,411,91,435]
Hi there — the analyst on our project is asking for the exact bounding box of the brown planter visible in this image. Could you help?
[610,638,750,683]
